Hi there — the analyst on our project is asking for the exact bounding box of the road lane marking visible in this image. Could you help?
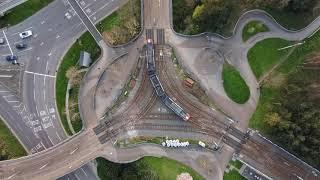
[69,147,79,154]
[0,75,13,77]
[39,163,48,170]
[48,135,54,145]
[81,168,88,176]
[25,71,56,78]
[75,173,80,180]
[41,20,46,24]
[7,172,20,179]
[2,30,13,55]
[40,141,47,149]
[56,131,62,141]
[89,1,110,17]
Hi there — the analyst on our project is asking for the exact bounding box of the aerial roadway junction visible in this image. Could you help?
[0,0,319,180]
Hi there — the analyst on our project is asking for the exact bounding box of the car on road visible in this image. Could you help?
[15,43,27,49]
[6,55,18,61]
[19,30,33,39]
[0,38,5,44]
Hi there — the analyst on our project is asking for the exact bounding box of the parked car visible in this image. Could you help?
[15,43,27,49]
[6,55,17,61]
[19,30,33,39]
[0,38,5,44]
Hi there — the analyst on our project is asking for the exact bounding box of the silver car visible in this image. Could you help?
[19,30,33,39]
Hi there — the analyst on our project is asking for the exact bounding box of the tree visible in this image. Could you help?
[264,112,281,127]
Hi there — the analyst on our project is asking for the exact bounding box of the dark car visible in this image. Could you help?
[15,43,27,49]
[6,55,18,61]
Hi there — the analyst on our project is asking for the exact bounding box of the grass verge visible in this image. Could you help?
[223,169,246,180]
[0,118,27,160]
[247,38,292,79]
[97,156,204,180]
[96,0,141,45]
[222,64,250,104]
[242,21,269,41]
[0,0,53,28]
[56,32,100,135]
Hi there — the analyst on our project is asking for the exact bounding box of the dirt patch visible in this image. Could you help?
[195,155,214,175]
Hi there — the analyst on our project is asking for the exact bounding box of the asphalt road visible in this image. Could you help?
[0,0,320,179]
[0,0,127,179]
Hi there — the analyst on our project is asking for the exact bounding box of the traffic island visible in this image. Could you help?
[242,21,269,42]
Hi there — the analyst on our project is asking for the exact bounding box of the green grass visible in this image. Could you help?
[0,119,27,160]
[223,169,246,180]
[229,160,243,169]
[142,157,204,180]
[248,30,320,132]
[97,156,204,180]
[0,0,53,28]
[56,32,100,135]
[96,12,121,32]
[249,87,280,132]
[222,64,250,104]
[247,38,292,79]
[242,21,269,41]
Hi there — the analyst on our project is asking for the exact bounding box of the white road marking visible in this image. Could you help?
[56,131,62,141]
[3,94,14,98]
[40,141,47,149]
[41,20,46,24]
[75,173,80,180]
[48,52,52,56]
[36,56,40,61]
[33,74,37,103]
[83,3,92,9]
[48,135,54,145]
[7,172,19,179]
[45,61,49,72]
[89,2,110,17]
[7,100,19,103]
[24,26,33,31]
[2,30,13,55]
[81,168,88,176]
[0,75,13,77]
[39,163,48,170]
[56,35,60,39]
[40,42,44,46]
[69,147,79,154]
[43,77,46,100]
[25,71,56,78]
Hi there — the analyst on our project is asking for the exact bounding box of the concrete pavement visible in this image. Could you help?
[1,0,320,179]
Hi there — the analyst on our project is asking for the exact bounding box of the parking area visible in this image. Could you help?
[0,28,33,66]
